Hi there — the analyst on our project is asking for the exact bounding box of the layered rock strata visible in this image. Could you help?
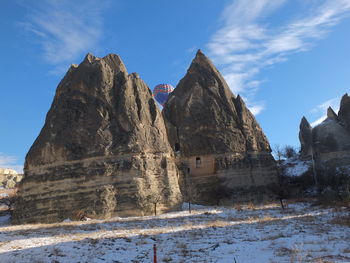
[299,94,350,168]
[162,50,277,205]
[13,54,182,224]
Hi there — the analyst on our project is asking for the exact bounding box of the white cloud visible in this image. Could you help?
[310,115,327,127]
[248,102,265,116]
[0,153,23,173]
[21,0,108,73]
[207,0,350,115]
[310,97,341,127]
[310,97,340,114]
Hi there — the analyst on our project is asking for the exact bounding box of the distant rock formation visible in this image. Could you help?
[13,53,182,224]
[0,168,17,175]
[299,94,350,168]
[0,168,23,189]
[162,50,277,205]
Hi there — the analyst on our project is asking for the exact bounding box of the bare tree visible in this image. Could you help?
[283,145,298,159]
[145,188,168,216]
[273,144,284,163]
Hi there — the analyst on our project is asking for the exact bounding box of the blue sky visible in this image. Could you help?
[1,0,350,172]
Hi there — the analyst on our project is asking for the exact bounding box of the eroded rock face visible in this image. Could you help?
[299,117,313,158]
[162,50,277,205]
[299,103,350,168]
[338,93,350,132]
[13,54,182,224]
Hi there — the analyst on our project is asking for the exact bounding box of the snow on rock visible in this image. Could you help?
[284,158,311,177]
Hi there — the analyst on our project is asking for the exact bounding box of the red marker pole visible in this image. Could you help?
[153,244,157,263]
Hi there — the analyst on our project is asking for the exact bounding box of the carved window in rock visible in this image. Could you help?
[195,157,201,168]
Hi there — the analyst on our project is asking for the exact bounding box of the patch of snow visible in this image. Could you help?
[181,202,208,210]
[0,193,9,198]
[336,165,350,175]
[285,159,311,177]
[0,214,10,226]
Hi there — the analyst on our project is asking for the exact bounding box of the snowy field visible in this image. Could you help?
[0,201,349,263]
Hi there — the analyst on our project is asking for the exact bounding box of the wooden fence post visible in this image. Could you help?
[153,243,157,263]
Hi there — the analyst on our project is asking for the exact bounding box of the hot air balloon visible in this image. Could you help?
[153,84,174,106]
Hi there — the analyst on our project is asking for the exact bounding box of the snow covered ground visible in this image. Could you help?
[0,201,349,263]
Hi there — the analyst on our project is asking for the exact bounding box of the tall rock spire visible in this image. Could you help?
[338,93,350,131]
[299,116,313,158]
[162,50,277,205]
[13,53,182,224]
[164,51,238,155]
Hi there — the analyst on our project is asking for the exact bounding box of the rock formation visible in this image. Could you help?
[162,50,277,205]
[338,93,350,132]
[0,168,23,189]
[0,168,18,175]
[299,117,313,158]
[13,53,182,224]
[299,95,350,168]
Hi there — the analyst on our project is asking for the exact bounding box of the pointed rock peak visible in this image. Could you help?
[185,49,234,95]
[195,49,204,57]
[191,49,213,66]
[340,93,350,107]
[234,94,246,109]
[236,94,244,104]
[327,107,338,119]
[300,116,311,129]
[83,53,98,63]
[81,53,127,73]
[102,53,127,73]
[187,49,220,77]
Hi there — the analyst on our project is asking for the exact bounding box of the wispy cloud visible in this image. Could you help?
[310,97,341,127]
[0,153,23,173]
[20,0,108,74]
[207,0,350,115]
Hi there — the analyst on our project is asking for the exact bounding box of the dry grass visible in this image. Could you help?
[204,220,228,228]
[233,204,243,211]
[261,232,285,241]
[297,215,316,223]
[162,256,173,262]
[329,214,350,227]
[246,202,256,210]
[276,244,306,263]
